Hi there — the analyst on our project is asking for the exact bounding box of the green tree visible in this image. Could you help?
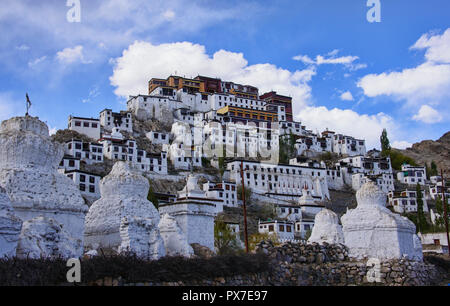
[416,184,428,232]
[147,179,159,210]
[434,196,444,228]
[237,184,252,203]
[214,219,242,255]
[217,147,227,179]
[279,132,296,164]
[430,161,438,177]
[380,128,391,154]
[388,150,418,170]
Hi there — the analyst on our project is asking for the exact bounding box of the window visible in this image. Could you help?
[80,175,86,182]
[89,176,95,184]
[268,225,274,232]
[79,184,86,192]
[279,225,285,232]
[89,185,95,193]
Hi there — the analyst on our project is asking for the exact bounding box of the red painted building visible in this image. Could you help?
[260,91,293,122]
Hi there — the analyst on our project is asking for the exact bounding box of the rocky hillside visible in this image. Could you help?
[394,131,450,172]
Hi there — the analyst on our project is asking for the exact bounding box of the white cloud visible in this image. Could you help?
[0,1,262,55]
[82,86,100,103]
[340,91,354,101]
[392,140,413,150]
[28,56,47,68]
[163,9,176,21]
[358,28,450,119]
[0,92,21,121]
[48,127,58,136]
[293,50,365,71]
[296,106,397,149]
[110,41,315,114]
[16,44,30,51]
[411,28,450,64]
[56,46,91,65]
[412,105,443,124]
[357,62,450,104]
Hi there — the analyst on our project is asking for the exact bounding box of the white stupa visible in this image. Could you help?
[0,116,88,257]
[84,162,165,258]
[159,175,217,251]
[341,181,423,261]
[308,209,344,245]
[158,213,194,257]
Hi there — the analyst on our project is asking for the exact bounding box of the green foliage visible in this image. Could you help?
[380,128,419,171]
[384,149,418,171]
[416,184,428,233]
[279,133,296,164]
[430,161,438,177]
[319,152,339,168]
[147,179,159,210]
[434,196,450,230]
[214,219,243,256]
[304,228,312,241]
[237,184,252,203]
[201,157,211,168]
[0,253,270,285]
[380,128,391,153]
[248,233,279,252]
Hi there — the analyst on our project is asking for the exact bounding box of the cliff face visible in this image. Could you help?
[394,132,450,172]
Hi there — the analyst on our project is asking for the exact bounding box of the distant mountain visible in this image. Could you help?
[393,132,450,172]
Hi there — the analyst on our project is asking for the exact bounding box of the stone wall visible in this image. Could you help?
[113,241,444,286]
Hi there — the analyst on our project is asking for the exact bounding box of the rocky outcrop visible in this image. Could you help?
[308,209,344,245]
[0,187,22,258]
[84,162,165,259]
[0,116,88,257]
[341,181,422,261]
[158,214,194,257]
[16,216,81,259]
[394,131,450,172]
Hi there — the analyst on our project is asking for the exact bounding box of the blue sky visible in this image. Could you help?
[0,0,449,149]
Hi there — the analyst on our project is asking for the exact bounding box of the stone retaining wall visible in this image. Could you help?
[96,241,445,286]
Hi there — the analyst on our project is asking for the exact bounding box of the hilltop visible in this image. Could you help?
[393,132,450,172]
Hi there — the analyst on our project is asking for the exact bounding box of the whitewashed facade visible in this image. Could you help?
[68,116,101,140]
[227,160,330,201]
[65,139,104,164]
[387,189,429,214]
[99,109,133,133]
[397,164,427,186]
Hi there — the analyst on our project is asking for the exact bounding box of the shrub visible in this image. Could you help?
[0,253,270,286]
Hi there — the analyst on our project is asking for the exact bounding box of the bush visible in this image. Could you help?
[385,150,417,171]
[0,253,270,286]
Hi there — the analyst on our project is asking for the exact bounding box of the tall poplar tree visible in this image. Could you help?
[380,128,391,154]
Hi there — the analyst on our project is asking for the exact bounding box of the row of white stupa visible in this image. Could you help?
[0,115,214,259]
[0,115,423,262]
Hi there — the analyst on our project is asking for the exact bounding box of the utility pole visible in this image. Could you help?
[240,160,249,253]
[440,169,450,256]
